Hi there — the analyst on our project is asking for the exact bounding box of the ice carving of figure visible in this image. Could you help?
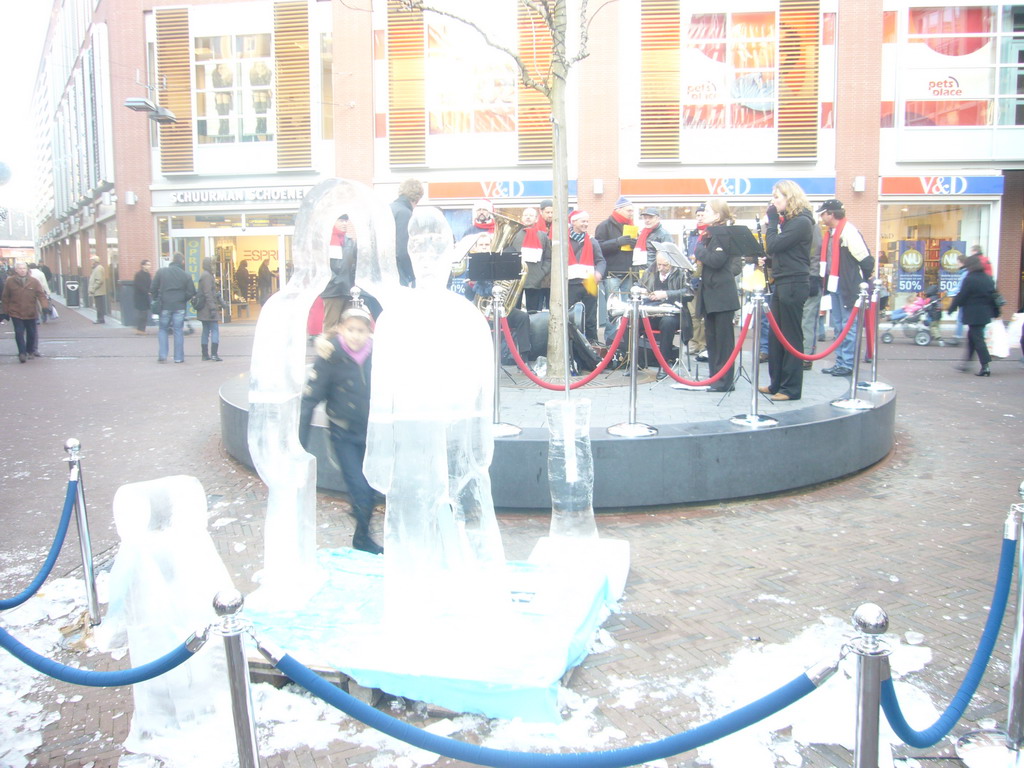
[248,178,399,610]
[98,476,235,765]
[364,206,507,620]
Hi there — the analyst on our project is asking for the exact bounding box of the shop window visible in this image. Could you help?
[681,12,776,129]
[905,99,992,125]
[194,34,274,144]
[879,202,991,302]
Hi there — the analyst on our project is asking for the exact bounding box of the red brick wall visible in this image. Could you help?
[997,170,1023,319]
[575,6,620,221]
[833,1,883,254]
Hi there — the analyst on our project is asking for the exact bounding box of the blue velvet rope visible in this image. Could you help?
[0,625,196,687]
[0,479,79,611]
[275,653,817,767]
[880,535,1017,748]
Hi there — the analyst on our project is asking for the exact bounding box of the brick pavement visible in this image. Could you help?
[1,301,1022,767]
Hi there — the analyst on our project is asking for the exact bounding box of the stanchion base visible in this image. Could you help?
[670,383,710,391]
[492,422,522,438]
[730,414,778,428]
[955,729,1024,766]
[831,397,875,411]
[607,422,658,438]
[857,381,894,392]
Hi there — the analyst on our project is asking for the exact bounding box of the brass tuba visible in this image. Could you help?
[470,212,528,317]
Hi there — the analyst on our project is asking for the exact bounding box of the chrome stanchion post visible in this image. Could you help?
[832,283,874,411]
[490,289,521,438]
[608,286,657,437]
[63,438,100,626]
[851,603,891,768]
[730,290,777,428]
[956,482,1024,766]
[212,590,260,768]
[858,277,893,393]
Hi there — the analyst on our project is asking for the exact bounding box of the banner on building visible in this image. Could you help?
[938,240,965,294]
[897,240,925,292]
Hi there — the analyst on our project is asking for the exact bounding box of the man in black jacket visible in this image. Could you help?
[390,179,424,287]
[595,196,637,342]
[151,252,197,363]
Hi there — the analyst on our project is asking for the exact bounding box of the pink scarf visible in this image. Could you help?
[339,336,372,366]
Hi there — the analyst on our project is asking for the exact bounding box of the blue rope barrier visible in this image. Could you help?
[880,535,1017,748]
[274,653,817,767]
[0,625,196,687]
[0,479,79,611]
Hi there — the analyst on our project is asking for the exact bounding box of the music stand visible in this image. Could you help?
[650,243,703,390]
[470,252,524,438]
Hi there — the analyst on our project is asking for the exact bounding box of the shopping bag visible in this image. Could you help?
[49,305,59,319]
[986,319,1010,359]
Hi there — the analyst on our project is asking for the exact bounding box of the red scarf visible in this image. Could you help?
[567,232,596,280]
[612,209,632,225]
[635,225,652,253]
[520,221,543,263]
[329,227,346,260]
[521,223,542,250]
[820,218,846,293]
[474,219,496,233]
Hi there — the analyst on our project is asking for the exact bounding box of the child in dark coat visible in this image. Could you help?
[299,305,383,554]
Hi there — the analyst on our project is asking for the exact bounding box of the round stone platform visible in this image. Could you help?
[220,351,895,509]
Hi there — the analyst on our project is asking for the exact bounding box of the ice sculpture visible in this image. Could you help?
[363,206,507,620]
[99,476,235,765]
[545,398,599,539]
[247,178,399,609]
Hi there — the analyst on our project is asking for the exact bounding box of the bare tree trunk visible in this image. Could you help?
[546,0,570,385]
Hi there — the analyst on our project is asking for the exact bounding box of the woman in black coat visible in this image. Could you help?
[693,198,748,392]
[946,254,998,376]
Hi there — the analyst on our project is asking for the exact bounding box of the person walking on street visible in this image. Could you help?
[133,260,153,334]
[151,252,196,364]
[198,257,226,361]
[946,253,999,376]
[88,255,108,324]
[299,306,383,554]
[1,260,50,362]
[816,199,874,377]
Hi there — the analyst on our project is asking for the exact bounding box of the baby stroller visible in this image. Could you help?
[881,287,943,346]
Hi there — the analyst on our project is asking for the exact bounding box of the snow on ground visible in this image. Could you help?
[1,578,953,768]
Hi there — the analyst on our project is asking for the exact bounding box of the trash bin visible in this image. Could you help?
[65,281,81,308]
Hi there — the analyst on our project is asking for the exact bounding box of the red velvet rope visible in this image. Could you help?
[499,315,629,391]
[642,310,753,387]
[864,297,876,360]
[765,301,861,361]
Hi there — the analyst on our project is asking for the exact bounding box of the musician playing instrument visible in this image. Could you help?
[512,207,551,312]
[466,232,533,363]
[638,252,692,379]
[693,198,750,393]
[566,210,606,344]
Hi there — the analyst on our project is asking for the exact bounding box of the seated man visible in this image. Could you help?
[638,252,693,379]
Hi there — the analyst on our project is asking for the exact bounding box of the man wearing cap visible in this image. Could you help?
[538,199,554,237]
[88,255,108,324]
[636,207,673,269]
[566,210,606,343]
[816,199,874,376]
[595,196,638,341]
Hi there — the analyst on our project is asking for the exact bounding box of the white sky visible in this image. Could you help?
[0,0,52,207]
